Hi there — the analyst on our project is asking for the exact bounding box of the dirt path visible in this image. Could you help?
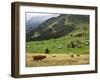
[26,53,89,67]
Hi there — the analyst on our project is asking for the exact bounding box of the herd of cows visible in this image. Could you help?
[32,54,80,61]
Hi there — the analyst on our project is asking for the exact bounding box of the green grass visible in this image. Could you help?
[26,32,89,54]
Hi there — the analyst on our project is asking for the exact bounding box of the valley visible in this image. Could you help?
[26,13,90,67]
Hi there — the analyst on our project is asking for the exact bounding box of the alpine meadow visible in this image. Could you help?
[26,13,90,67]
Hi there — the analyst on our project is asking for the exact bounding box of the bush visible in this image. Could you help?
[45,48,50,53]
[67,41,82,48]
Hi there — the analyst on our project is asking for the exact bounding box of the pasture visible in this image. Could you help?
[25,14,89,67]
[26,35,89,54]
[26,53,89,67]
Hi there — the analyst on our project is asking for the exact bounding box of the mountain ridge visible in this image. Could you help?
[26,14,89,42]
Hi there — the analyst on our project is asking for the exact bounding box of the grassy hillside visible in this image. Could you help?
[26,14,89,54]
[26,27,89,54]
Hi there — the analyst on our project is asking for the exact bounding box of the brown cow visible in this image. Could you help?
[70,54,74,58]
[32,55,46,61]
[76,54,80,57]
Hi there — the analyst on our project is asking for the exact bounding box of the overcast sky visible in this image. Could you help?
[26,12,60,21]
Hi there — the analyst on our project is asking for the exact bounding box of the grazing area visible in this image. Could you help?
[26,53,89,67]
[26,13,90,67]
[26,34,89,54]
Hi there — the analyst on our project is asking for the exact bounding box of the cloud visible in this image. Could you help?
[26,12,60,21]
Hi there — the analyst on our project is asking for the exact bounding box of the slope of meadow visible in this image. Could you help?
[26,27,89,54]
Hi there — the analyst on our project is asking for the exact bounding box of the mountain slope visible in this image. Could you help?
[26,28,89,53]
[26,14,89,41]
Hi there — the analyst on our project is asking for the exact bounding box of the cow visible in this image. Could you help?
[76,54,80,57]
[32,55,46,61]
[70,54,74,58]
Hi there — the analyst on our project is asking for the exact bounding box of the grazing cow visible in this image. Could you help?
[32,55,46,61]
[70,54,74,58]
[26,45,30,48]
[52,55,56,57]
[76,54,80,57]
[58,46,62,49]
[58,45,63,49]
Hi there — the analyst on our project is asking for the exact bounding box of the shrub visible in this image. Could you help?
[45,48,50,53]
